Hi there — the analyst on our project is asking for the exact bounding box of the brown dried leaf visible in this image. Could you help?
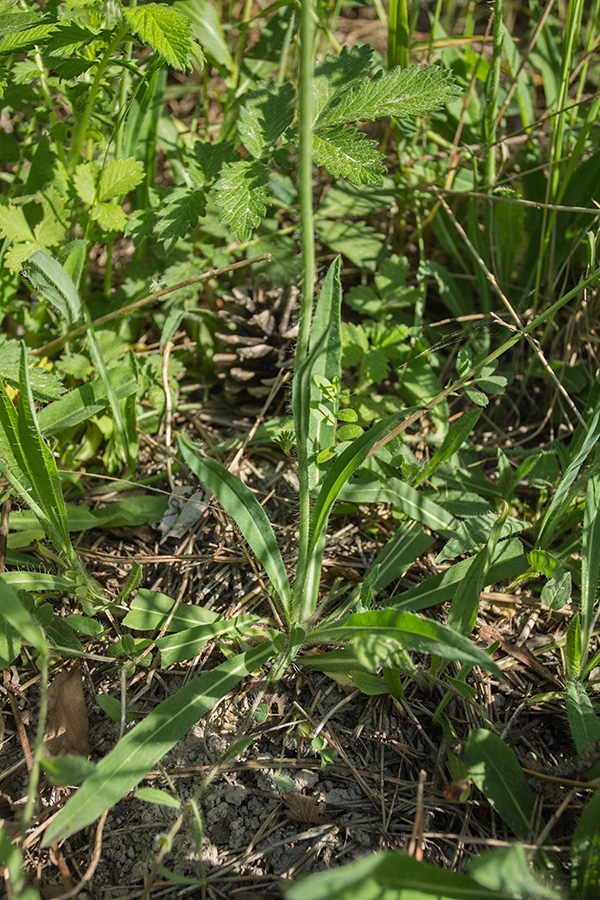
[282,792,327,824]
[43,662,90,758]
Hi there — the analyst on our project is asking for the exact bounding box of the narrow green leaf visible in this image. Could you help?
[447,503,509,635]
[179,434,291,617]
[38,360,138,435]
[134,787,181,809]
[43,642,276,845]
[21,250,81,324]
[464,729,537,841]
[0,335,64,402]
[0,576,47,662]
[572,791,600,900]
[538,402,600,547]
[415,408,482,485]
[581,471,600,665]
[156,615,265,666]
[468,846,561,900]
[566,680,600,758]
[312,609,502,677]
[285,850,512,900]
[123,4,194,71]
[308,412,416,554]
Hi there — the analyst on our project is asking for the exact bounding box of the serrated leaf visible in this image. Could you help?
[0,21,58,53]
[123,3,193,71]
[97,158,144,202]
[91,203,128,232]
[214,159,269,242]
[238,82,295,158]
[154,187,206,254]
[364,347,389,383]
[46,21,98,54]
[312,45,374,123]
[0,197,34,243]
[73,161,97,204]
[5,241,43,274]
[189,140,236,187]
[313,126,384,185]
[317,64,462,128]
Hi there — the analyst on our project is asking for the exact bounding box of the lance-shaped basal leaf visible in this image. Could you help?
[313,127,385,186]
[42,642,276,845]
[311,608,503,677]
[123,3,195,71]
[312,44,374,124]
[0,336,64,402]
[239,82,295,158]
[179,434,292,618]
[464,729,538,842]
[22,250,81,325]
[154,187,206,254]
[316,64,462,128]
[214,159,270,242]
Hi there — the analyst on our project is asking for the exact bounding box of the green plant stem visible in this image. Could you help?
[388,0,409,69]
[483,0,503,188]
[291,0,316,621]
[69,23,129,170]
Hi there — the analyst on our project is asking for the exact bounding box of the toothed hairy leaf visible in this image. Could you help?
[98,158,145,202]
[317,64,462,128]
[312,45,374,123]
[154,187,206,254]
[214,160,269,242]
[123,3,194,71]
[238,82,295,158]
[188,140,237,187]
[313,127,385,185]
[21,250,81,325]
[90,203,127,232]
[0,198,34,244]
[0,21,58,53]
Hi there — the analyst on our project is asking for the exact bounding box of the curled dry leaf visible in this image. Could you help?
[43,661,90,758]
[282,792,327,824]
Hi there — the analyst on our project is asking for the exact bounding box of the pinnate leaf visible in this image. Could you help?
[154,187,206,254]
[313,126,384,185]
[214,159,269,242]
[317,64,461,127]
[123,3,194,71]
[312,45,374,123]
[189,139,236,187]
[238,82,295,157]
